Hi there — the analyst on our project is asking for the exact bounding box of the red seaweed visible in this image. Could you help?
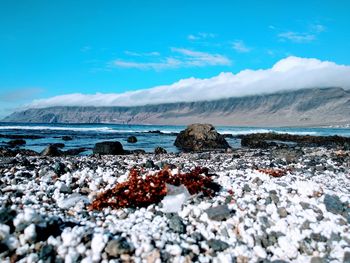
[89,167,221,210]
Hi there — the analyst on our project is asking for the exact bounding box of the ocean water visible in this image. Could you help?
[0,122,350,154]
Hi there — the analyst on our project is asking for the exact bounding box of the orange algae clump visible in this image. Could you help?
[258,168,287,177]
[89,167,221,210]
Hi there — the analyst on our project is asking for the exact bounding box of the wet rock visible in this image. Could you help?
[127,136,137,143]
[174,123,230,152]
[62,136,73,141]
[93,141,124,155]
[168,215,186,234]
[154,146,167,154]
[105,237,134,257]
[207,239,229,252]
[205,205,231,221]
[324,194,344,215]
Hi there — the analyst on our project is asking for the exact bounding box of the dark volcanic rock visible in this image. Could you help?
[64,148,86,156]
[41,145,63,157]
[51,143,65,148]
[239,132,350,148]
[105,237,134,257]
[7,139,26,147]
[62,136,73,141]
[0,147,38,157]
[39,244,56,262]
[127,136,137,143]
[168,215,186,234]
[324,194,344,215]
[205,205,231,221]
[207,239,229,252]
[93,141,124,155]
[154,146,167,154]
[174,124,230,152]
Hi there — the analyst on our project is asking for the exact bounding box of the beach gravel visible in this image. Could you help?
[0,146,349,262]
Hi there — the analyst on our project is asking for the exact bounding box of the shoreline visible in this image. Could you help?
[0,147,349,262]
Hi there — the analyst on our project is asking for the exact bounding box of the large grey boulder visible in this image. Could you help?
[174,124,230,152]
[93,141,124,155]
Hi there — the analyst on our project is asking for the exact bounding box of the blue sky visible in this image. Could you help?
[0,0,350,117]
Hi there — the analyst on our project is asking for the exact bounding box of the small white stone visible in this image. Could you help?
[91,233,106,254]
[254,246,267,258]
[278,236,298,259]
[166,244,182,256]
[0,224,10,241]
[24,224,36,243]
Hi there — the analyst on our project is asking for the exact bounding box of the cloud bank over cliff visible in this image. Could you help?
[28,56,350,108]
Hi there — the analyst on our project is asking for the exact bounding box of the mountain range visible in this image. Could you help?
[3,87,350,127]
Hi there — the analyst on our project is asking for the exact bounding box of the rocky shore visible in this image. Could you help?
[0,145,349,262]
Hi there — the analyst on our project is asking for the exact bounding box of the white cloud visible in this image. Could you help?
[28,56,350,108]
[278,31,315,43]
[311,24,326,33]
[124,51,160,57]
[278,23,326,43]
[232,40,251,53]
[188,32,216,40]
[113,48,231,70]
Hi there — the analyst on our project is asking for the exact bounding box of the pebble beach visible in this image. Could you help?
[0,146,349,263]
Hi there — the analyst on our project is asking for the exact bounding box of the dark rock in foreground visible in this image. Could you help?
[154,146,167,154]
[174,124,230,152]
[93,141,124,155]
[41,145,63,157]
[7,139,26,147]
[0,147,38,157]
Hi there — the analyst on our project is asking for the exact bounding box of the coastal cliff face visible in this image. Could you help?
[3,87,350,126]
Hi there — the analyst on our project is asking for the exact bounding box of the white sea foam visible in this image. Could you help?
[0,126,117,132]
[218,129,318,136]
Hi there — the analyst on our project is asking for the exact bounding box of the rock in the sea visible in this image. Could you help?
[62,136,73,141]
[154,146,167,154]
[127,136,137,143]
[41,145,63,157]
[205,205,231,221]
[174,123,230,151]
[51,143,65,148]
[7,139,26,147]
[93,141,124,155]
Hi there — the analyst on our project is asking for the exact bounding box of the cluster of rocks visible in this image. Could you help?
[239,133,350,149]
[0,145,349,262]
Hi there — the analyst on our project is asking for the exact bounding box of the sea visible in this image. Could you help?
[1,122,350,154]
